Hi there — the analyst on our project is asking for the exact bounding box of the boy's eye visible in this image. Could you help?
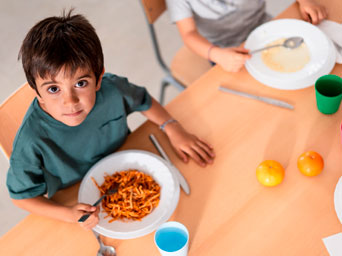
[47,86,59,94]
[76,80,88,88]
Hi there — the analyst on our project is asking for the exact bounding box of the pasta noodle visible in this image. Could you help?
[92,170,161,222]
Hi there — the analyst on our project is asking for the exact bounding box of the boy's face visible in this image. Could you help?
[35,67,103,126]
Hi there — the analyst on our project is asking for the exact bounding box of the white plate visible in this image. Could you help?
[78,150,180,239]
[245,19,336,90]
[334,176,342,224]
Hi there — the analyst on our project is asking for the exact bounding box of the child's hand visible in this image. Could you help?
[164,122,215,167]
[298,0,327,24]
[70,203,100,229]
[211,46,251,73]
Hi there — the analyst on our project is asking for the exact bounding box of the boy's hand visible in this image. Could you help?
[297,0,327,24]
[70,203,100,229]
[211,46,251,73]
[164,122,215,167]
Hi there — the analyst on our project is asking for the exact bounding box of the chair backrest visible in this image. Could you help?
[0,83,36,159]
[141,0,166,24]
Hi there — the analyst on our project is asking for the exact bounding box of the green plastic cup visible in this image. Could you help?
[315,74,342,114]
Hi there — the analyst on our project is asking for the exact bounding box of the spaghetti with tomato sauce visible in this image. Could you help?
[92,170,160,222]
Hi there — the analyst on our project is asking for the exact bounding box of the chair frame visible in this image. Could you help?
[139,0,185,105]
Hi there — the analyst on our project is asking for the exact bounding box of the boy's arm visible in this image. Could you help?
[296,0,327,24]
[176,17,250,73]
[141,98,215,167]
[12,196,99,229]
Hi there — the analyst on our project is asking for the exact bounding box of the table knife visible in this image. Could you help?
[218,86,294,110]
[149,134,190,195]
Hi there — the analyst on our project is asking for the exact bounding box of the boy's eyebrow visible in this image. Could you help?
[40,80,57,87]
[76,74,92,80]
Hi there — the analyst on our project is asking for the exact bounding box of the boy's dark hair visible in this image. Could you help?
[19,9,104,94]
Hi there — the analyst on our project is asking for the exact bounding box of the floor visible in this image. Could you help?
[0,0,294,237]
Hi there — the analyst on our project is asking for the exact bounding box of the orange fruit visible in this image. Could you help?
[256,160,285,187]
[297,151,324,176]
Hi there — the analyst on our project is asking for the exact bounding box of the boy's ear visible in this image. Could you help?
[36,95,45,107]
[96,68,105,91]
[34,88,45,104]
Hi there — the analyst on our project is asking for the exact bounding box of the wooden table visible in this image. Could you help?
[1,1,342,255]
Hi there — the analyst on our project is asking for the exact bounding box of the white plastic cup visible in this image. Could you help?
[154,221,189,256]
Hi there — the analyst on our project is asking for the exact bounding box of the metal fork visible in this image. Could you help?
[78,185,118,222]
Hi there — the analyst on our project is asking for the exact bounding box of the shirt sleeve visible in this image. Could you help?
[6,128,48,199]
[166,0,193,23]
[7,160,47,200]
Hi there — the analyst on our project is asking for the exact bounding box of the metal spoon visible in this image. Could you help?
[249,37,304,54]
[93,230,116,256]
[78,185,118,222]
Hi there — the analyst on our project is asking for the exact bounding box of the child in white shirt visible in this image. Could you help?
[166,0,327,72]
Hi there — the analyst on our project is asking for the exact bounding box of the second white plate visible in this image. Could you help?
[334,176,342,224]
[245,19,336,90]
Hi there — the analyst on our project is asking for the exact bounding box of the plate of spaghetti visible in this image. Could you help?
[78,150,180,239]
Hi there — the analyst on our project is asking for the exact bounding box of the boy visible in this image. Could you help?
[6,10,215,229]
[166,0,327,72]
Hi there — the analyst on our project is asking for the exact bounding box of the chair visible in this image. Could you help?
[140,0,211,105]
[0,83,36,159]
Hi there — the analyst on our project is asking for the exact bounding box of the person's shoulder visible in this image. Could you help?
[166,0,193,23]
[101,72,129,88]
[166,0,190,8]
[102,72,119,82]
[12,100,45,155]
[102,72,130,83]
[16,100,40,136]
[101,72,137,93]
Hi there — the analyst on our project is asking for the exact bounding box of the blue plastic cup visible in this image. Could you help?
[154,221,189,256]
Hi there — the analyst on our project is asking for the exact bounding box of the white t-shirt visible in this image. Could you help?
[166,0,270,47]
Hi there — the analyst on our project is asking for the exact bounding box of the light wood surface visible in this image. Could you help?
[1,1,342,255]
[0,83,35,158]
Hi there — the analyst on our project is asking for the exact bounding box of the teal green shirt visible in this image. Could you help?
[7,73,152,199]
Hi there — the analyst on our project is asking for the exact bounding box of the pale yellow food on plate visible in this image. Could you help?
[92,170,161,222]
[261,38,310,73]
